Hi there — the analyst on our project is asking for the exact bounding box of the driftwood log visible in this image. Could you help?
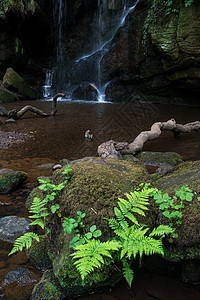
[0,93,65,121]
[98,118,200,159]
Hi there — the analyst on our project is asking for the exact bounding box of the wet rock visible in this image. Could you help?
[136,151,183,168]
[58,158,70,166]
[3,267,40,300]
[5,267,36,285]
[0,168,27,193]
[31,270,62,300]
[36,163,55,169]
[3,67,37,100]
[181,260,200,284]
[26,235,52,269]
[52,164,62,171]
[5,118,16,124]
[0,216,31,243]
[72,83,98,101]
[0,82,19,103]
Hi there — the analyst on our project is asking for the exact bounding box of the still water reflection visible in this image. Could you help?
[0,100,200,299]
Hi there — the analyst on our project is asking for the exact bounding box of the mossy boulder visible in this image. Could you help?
[26,235,52,269]
[154,161,200,258]
[136,151,183,168]
[0,82,19,103]
[30,157,153,298]
[3,67,37,100]
[31,270,63,300]
[0,168,27,193]
[52,157,152,236]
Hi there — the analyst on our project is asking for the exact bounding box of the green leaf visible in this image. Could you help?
[29,219,45,229]
[122,259,134,287]
[90,225,96,232]
[8,232,40,256]
[93,230,102,238]
[85,232,92,239]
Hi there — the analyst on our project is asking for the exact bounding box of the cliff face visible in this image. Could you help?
[102,0,200,103]
[0,0,53,88]
[1,0,200,103]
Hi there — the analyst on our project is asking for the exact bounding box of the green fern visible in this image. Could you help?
[122,259,134,287]
[71,186,173,286]
[8,232,39,256]
[71,239,120,280]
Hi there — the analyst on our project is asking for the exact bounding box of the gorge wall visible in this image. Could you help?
[0,0,200,103]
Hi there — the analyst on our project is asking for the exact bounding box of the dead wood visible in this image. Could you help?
[0,93,65,123]
[98,119,200,159]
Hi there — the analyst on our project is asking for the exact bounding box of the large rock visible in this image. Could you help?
[0,169,27,194]
[155,161,200,251]
[72,83,98,101]
[0,82,19,103]
[0,216,31,242]
[3,67,37,100]
[29,157,152,298]
[0,168,27,193]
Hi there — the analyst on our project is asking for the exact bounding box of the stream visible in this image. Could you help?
[0,100,200,299]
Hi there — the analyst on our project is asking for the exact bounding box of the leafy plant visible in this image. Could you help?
[63,211,102,248]
[71,187,174,287]
[153,186,194,231]
[8,165,72,256]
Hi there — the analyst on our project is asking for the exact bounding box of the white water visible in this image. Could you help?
[44,0,139,102]
[43,69,53,98]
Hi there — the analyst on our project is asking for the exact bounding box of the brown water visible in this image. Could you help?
[0,100,200,299]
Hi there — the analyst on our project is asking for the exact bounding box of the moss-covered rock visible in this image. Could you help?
[154,161,200,252]
[29,157,152,298]
[0,82,19,102]
[31,270,63,300]
[3,67,37,100]
[52,157,151,236]
[136,151,183,168]
[26,186,45,209]
[0,168,27,193]
[27,235,52,269]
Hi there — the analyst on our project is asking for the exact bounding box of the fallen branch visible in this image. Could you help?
[97,119,200,159]
[0,93,65,121]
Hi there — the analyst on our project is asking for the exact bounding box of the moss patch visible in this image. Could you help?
[3,67,36,100]
[154,161,200,248]
[0,169,27,193]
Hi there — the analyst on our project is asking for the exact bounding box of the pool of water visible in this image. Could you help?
[0,100,200,299]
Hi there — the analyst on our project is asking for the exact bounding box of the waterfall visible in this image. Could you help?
[44,0,139,101]
[43,69,53,98]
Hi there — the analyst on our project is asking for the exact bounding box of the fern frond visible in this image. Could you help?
[107,218,119,230]
[71,239,120,280]
[114,207,124,221]
[149,225,175,237]
[29,197,47,215]
[8,232,40,256]
[123,211,139,226]
[122,259,134,287]
[119,226,164,259]
[29,219,45,229]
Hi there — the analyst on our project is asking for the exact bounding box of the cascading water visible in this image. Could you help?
[44,0,139,101]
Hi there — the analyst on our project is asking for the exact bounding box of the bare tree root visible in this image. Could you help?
[97,119,200,159]
[0,93,65,121]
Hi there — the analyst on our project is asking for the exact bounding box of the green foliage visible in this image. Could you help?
[153,186,195,234]
[71,186,173,286]
[62,211,102,248]
[143,0,194,42]
[9,166,72,256]
[71,239,120,280]
[8,232,39,256]
[0,0,38,16]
